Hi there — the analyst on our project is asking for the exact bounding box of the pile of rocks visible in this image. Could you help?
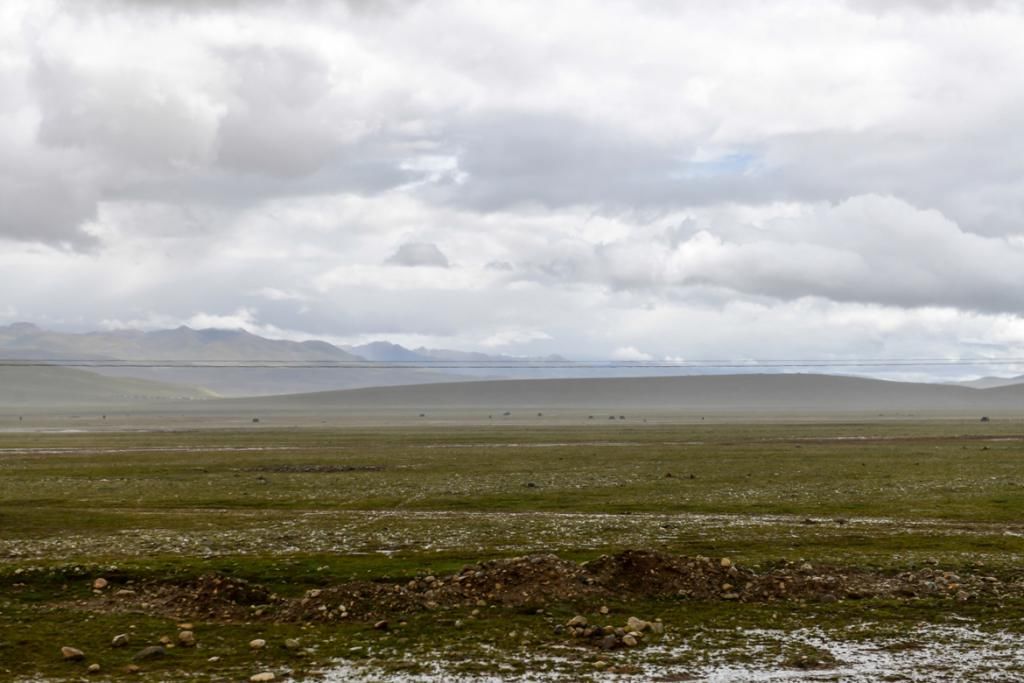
[560,614,664,650]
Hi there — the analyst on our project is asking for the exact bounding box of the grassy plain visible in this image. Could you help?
[2,419,1024,680]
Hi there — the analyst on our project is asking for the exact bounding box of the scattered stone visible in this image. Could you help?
[250,673,275,682]
[373,620,389,631]
[92,578,108,590]
[125,664,140,674]
[87,663,101,674]
[720,558,732,568]
[599,605,610,615]
[61,646,85,661]
[178,630,196,647]
[111,633,130,648]
[132,645,166,661]
[622,634,638,647]
[626,616,650,632]
[249,638,267,650]
[158,635,173,646]
[283,638,301,650]
[114,589,136,597]
[567,615,588,628]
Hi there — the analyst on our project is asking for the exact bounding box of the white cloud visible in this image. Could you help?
[612,346,653,361]
[480,329,552,348]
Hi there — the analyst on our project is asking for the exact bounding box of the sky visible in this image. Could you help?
[2,0,1024,379]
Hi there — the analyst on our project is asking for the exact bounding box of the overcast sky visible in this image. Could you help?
[2,0,1024,378]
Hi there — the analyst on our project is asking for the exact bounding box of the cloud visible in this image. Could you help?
[8,0,1024,244]
[385,242,450,268]
[0,163,99,248]
[846,0,1007,14]
[480,329,551,348]
[32,55,218,170]
[213,45,360,177]
[612,346,653,361]
[518,195,1024,314]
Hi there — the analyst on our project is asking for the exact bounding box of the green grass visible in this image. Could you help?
[3,420,1024,679]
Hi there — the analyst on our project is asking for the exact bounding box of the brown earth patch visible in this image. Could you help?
[86,550,1018,624]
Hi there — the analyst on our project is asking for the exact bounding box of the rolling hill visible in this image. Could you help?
[0,366,215,406]
[219,373,1024,417]
[955,375,1024,390]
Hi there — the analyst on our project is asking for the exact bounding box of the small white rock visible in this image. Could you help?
[250,673,275,682]
[61,646,85,661]
[249,638,267,650]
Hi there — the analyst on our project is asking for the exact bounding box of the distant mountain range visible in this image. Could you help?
[4,322,1024,405]
[0,323,565,400]
[344,341,571,380]
[0,323,457,398]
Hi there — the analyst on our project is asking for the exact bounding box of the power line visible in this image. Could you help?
[2,358,1024,369]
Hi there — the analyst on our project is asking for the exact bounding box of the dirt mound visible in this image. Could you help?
[278,550,1010,622]
[283,554,597,623]
[96,551,1015,623]
[109,574,281,620]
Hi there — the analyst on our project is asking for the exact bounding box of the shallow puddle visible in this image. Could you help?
[311,623,1024,682]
